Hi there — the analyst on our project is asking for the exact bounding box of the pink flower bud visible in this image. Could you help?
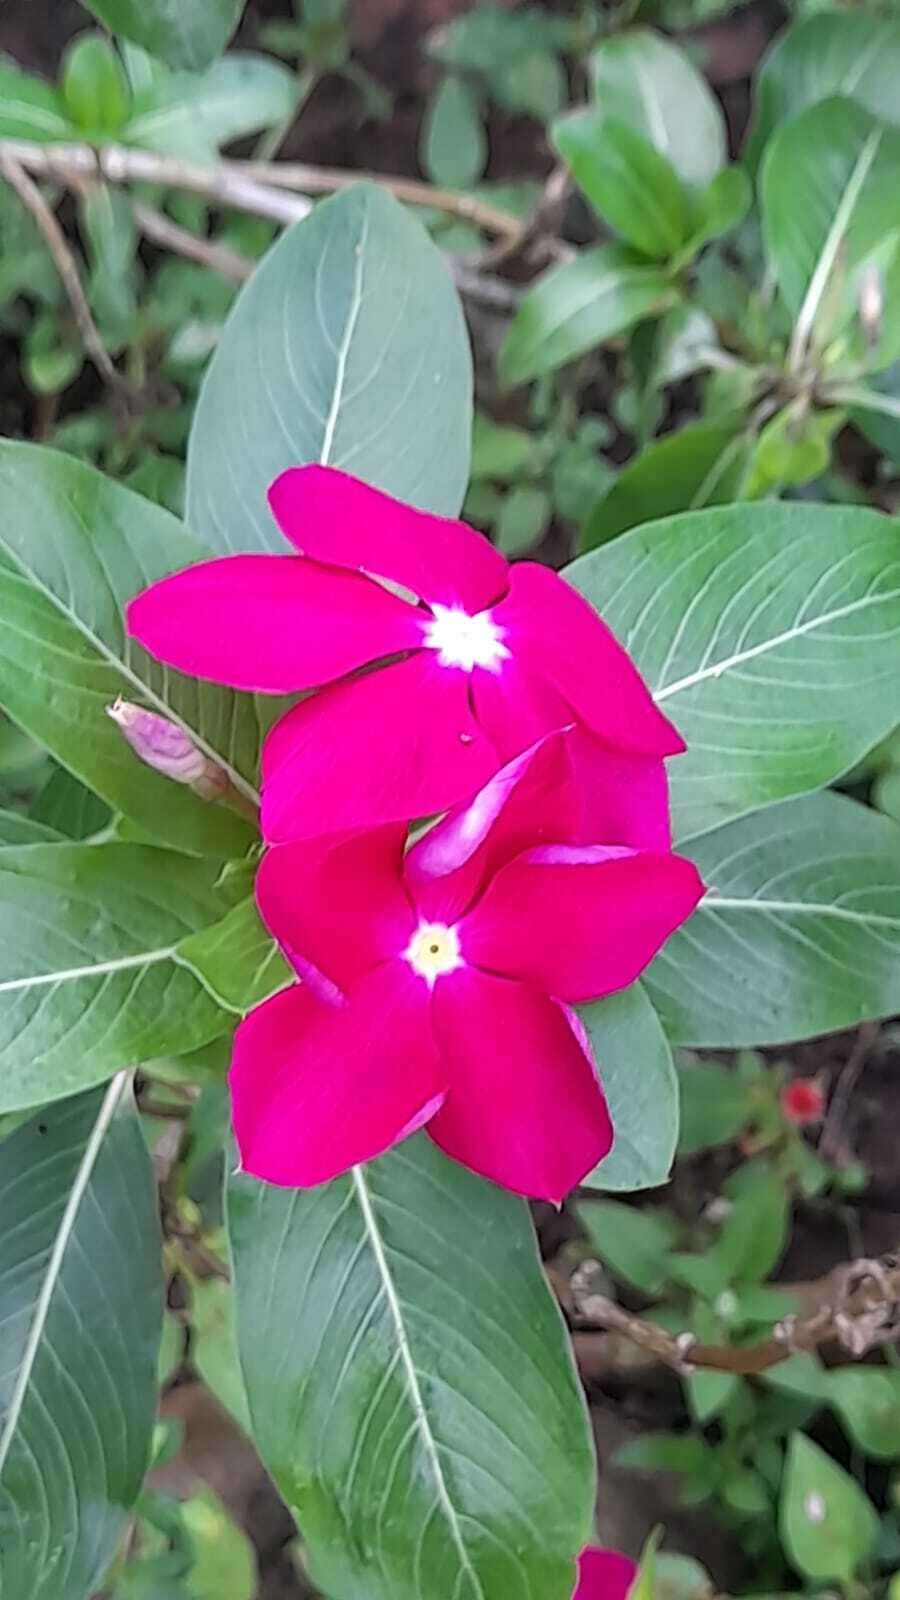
[106,699,228,799]
[780,1076,826,1127]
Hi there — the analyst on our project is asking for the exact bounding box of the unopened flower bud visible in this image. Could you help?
[106,699,228,800]
[780,1075,826,1127]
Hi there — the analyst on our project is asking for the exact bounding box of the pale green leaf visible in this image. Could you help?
[578,983,677,1191]
[588,29,726,185]
[81,0,245,71]
[123,49,297,162]
[780,1432,878,1583]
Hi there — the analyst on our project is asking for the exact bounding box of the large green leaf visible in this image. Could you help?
[747,12,900,169]
[122,47,297,162]
[81,0,245,71]
[0,842,233,1111]
[762,97,900,358]
[228,1137,594,1600]
[566,501,900,842]
[0,441,258,857]
[31,767,111,840]
[588,30,726,186]
[0,1080,162,1597]
[578,983,677,1191]
[187,185,473,554]
[644,791,900,1048]
[500,243,678,386]
[580,417,752,551]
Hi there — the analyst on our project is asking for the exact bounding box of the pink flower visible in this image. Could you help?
[780,1075,826,1126]
[230,733,704,1201]
[573,1547,638,1600]
[126,467,683,847]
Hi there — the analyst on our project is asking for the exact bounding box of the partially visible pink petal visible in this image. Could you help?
[460,845,705,1002]
[573,1547,638,1600]
[567,728,672,851]
[472,651,574,763]
[405,729,581,923]
[428,967,612,1202]
[230,963,445,1188]
[127,553,422,693]
[492,563,684,757]
[269,466,509,612]
[256,828,415,993]
[261,652,498,843]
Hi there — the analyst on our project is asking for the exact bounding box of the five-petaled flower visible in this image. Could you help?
[572,1547,638,1600]
[127,466,683,847]
[231,733,703,1202]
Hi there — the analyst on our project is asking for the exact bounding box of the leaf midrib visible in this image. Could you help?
[703,894,900,929]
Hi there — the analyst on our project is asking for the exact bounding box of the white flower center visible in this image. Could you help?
[404,922,463,987]
[421,603,511,673]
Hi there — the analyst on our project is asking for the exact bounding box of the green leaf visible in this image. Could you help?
[677,1063,754,1155]
[32,767,112,839]
[0,842,233,1111]
[495,484,549,555]
[761,1352,829,1401]
[422,75,487,188]
[471,415,535,480]
[179,896,291,1013]
[828,1367,900,1459]
[190,1275,251,1435]
[723,1466,770,1517]
[0,1081,162,1596]
[500,243,678,386]
[747,11,900,170]
[0,441,258,857]
[81,0,245,72]
[714,1164,789,1284]
[682,166,752,256]
[780,1432,878,1583]
[554,110,689,260]
[0,62,73,142]
[62,32,131,137]
[81,184,139,344]
[565,501,900,842]
[182,1487,256,1600]
[746,402,843,495]
[0,808,62,845]
[645,791,900,1047]
[616,1433,710,1477]
[122,47,297,162]
[580,418,752,550]
[228,1136,594,1600]
[762,97,900,357]
[588,29,726,186]
[187,185,473,553]
[686,1369,741,1425]
[576,1198,676,1295]
[578,983,678,1192]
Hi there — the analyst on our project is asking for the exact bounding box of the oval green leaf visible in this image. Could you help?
[577,982,677,1191]
[422,74,487,189]
[81,0,245,72]
[187,184,473,554]
[588,29,725,186]
[780,1432,878,1583]
[122,46,297,162]
[553,110,689,260]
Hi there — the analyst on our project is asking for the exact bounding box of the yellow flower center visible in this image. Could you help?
[404,921,463,986]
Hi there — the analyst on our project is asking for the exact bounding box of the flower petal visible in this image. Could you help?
[261,652,497,843]
[461,845,704,1002]
[269,465,509,612]
[127,553,423,693]
[256,828,415,994]
[428,967,612,1201]
[567,728,672,851]
[492,562,684,757]
[230,963,445,1188]
[573,1548,638,1600]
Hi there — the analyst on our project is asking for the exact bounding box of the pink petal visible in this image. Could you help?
[230,963,445,1188]
[127,553,422,693]
[428,967,612,1201]
[269,466,509,612]
[567,728,672,851]
[260,652,497,843]
[491,562,684,757]
[573,1548,638,1600]
[256,828,415,994]
[460,845,705,1002]
[472,650,574,763]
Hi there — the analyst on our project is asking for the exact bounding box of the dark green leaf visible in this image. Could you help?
[682,166,752,256]
[0,809,62,845]
[62,33,131,137]
[0,62,73,142]
[580,418,752,550]
[0,842,233,1110]
[645,791,900,1047]
[577,1198,676,1294]
[687,1370,741,1425]
[32,767,112,840]
[761,1353,828,1401]
[0,1081,162,1596]
[616,1434,710,1477]
[122,46,297,161]
[780,1432,878,1583]
[677,1063,754,1155]
[188,185,473,553]
[0,441,258,857]
[588,29,726,186]
[554,110,689,260]
[422,75,487,189]
[566,502,900,842]
[578,983,678,1192]
[500,243,678,385]
[178,896,291,1013]
[228,1136,594,1600]
[723,1467,770,1517]
[81,0,245,72]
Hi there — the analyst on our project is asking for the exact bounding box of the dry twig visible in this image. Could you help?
[132,202,253,283]
[818,1019,879,1163]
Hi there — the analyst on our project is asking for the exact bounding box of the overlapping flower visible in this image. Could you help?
[127,465,704,1199]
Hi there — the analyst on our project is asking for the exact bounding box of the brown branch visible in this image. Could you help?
[0,152,131,400]
[132,202,252,283]
[819,1019,878,1163]
[571,1251,900,1378]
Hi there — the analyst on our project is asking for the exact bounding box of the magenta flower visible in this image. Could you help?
[126,467,683,847]
[230,733,703,1201]
[573,1547,638,1600]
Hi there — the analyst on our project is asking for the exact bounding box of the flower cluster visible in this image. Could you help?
[128,467,703,1200]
